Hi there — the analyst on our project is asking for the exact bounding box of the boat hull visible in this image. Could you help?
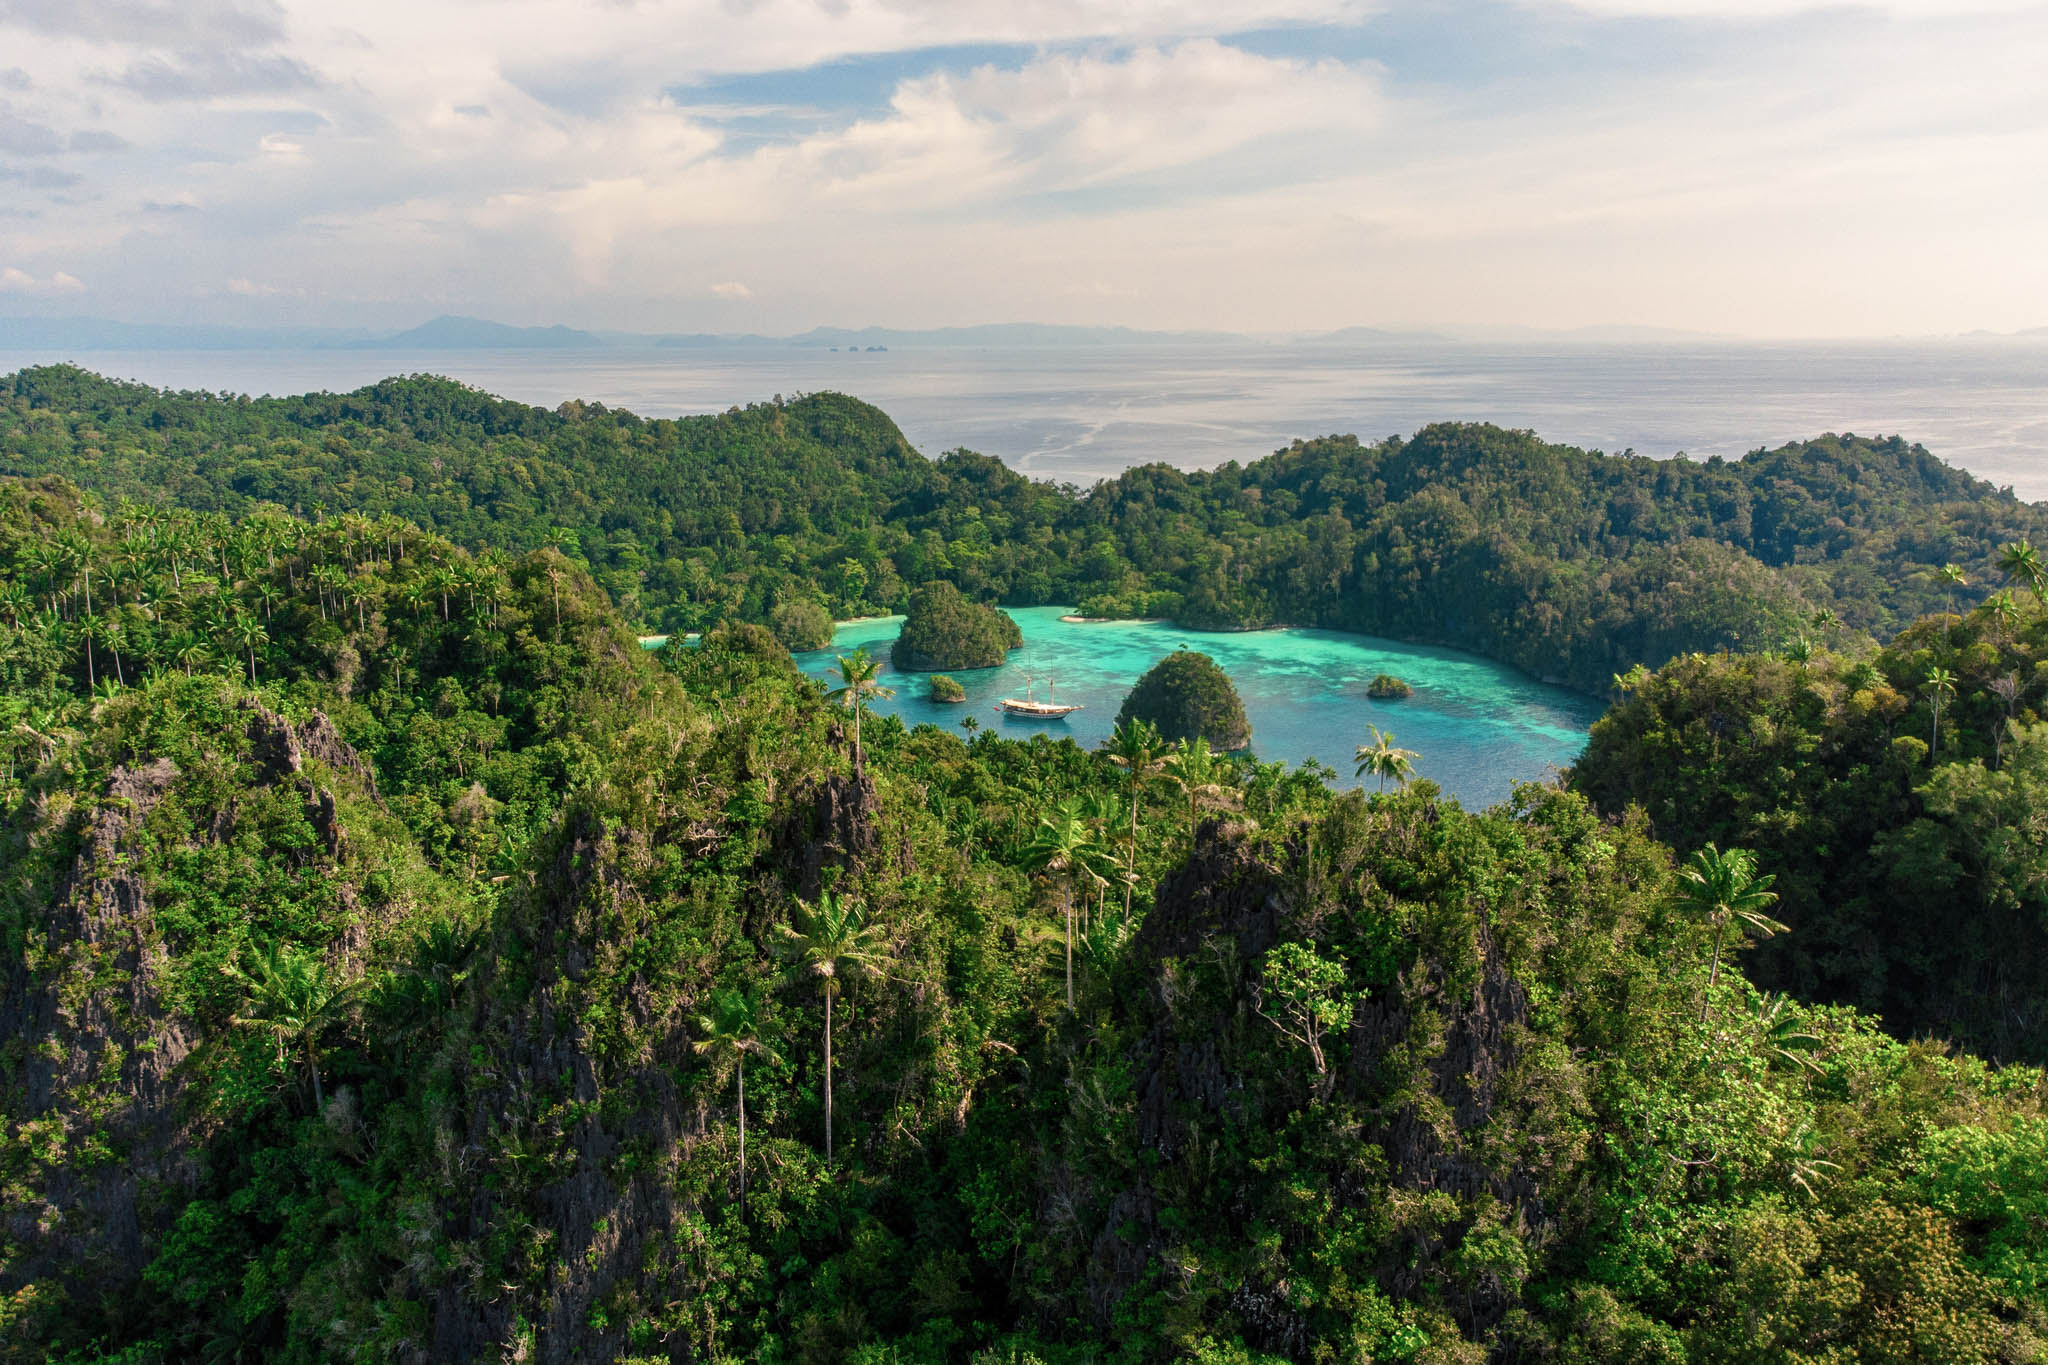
[997,701,1083,719]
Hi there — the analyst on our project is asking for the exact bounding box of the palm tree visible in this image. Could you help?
[542,557,566,631]
[1986,589,2021,647]
[1102,718,1168,916]
[1998,539,2047,606]
[1354,725,1418,792]
[1671,844,1786,1021]
[75,611,101,690]
[1924,665,1956,759]
[231,613,269,685]
[1936,562,1967,645]
[1751,992,1824,1074]
[83,613,127,688]
[959,714,979,738]
[1020,798,1108,1009]
[223,938,355,1110]
[693,988,779,1216]
[173,634,211,678]
[826,648,894,770]
[777,892,889,1163]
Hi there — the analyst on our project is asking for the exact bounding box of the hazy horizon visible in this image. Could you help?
[3,1,2046,339]
[11,335,2045,499]
[5,309,2048,349]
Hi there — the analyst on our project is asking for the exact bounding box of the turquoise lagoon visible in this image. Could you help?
[793,606,1603,810]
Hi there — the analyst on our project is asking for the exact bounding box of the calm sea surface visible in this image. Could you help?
[795,607,1603,810]
[5,338,2045,497]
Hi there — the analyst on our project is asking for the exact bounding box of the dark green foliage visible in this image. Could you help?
[927,673,966,703]
[7,367,2044,695]
[1118,649,1251,750]
[1367,672,1412,698]
[891,580,1021,671]
[1572,595,2048,1062]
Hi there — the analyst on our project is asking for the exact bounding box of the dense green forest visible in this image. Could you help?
[4,365,2044,694]
[1573,571,2048,1065]
[2,476,2045,1362]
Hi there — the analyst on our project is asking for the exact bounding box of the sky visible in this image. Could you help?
[0,0,2044,337]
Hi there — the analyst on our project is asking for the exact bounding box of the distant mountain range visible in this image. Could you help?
[0,314,1277,352]
[2,313,2043,353]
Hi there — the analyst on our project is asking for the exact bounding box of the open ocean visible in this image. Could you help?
[4,338,2045,498]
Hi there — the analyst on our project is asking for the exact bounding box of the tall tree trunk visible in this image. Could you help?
[1065,887,1074,1009]
[824,990,836,1163]
[738,1058,747,1219]
[1701,924,1726,1022]
[307,1039,324,1111]
[1126,791,1139,917]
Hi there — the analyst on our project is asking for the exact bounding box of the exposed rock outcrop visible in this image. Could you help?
[0,759,198,1297]
[770,769,881,899]
[1,705,391,1320]
[1075,818,1552,1346]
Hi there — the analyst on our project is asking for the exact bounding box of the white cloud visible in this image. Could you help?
[0,0,2041,335]
[1548,0,2037,14]
[0,266,84,292]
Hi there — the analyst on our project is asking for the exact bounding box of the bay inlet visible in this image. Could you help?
[793,605,1603,810]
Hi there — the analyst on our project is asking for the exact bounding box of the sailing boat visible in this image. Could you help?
[997,672,1084,719]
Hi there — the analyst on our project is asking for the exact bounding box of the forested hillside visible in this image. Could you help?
[4,366,2043,694]
[1574,571,2048,1064]
[1,478,2043,1362]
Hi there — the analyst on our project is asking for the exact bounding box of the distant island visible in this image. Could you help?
[27,312,2048,353]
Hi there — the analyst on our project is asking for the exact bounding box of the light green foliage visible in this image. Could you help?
[1354,723,1418,791]
[1253,942,1360,1075]
[1670,842,1785,1016]
[1912,1118,2048,1303]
